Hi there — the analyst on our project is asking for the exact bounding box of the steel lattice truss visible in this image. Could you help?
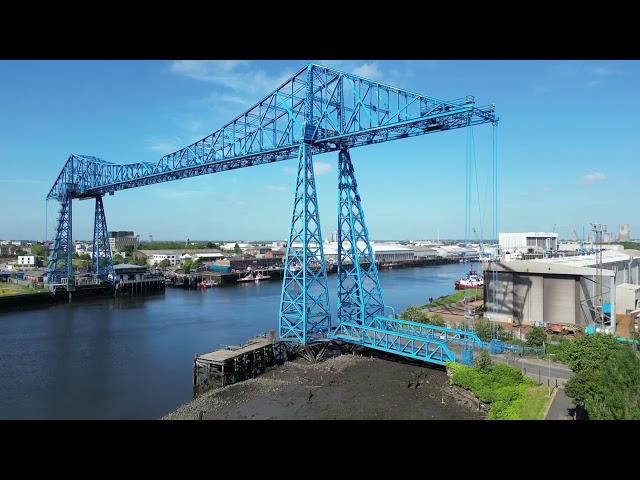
[92,196,115,281]
[47,195,73,284]
[278,144,331,343]
[47,64,496,201]
[45,63,498,364]
[331,316,484,365]
[335,148,385,327]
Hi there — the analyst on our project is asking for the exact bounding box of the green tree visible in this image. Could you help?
[427,313,446,327]
[192,258,203,270]
[400,306,426,323]
[121,245,136,256]
[233,243,242,254]
[182,259,193,273]
[559,334,620,373]
[113,254,124,265]
[159,259,170,269]
[474,318,493,342]
[31,244,45,256]
[526,326,546,347]
[473,349,493,374]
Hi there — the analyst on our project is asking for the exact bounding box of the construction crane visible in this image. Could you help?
[45,63,498,363]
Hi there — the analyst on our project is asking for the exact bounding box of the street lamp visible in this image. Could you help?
[548,353,555,397]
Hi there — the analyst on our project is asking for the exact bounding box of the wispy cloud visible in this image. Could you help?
[591,66,622,77]
[0,179,48,185]
[314,162,332,176]
[146,137,183,154]
[265,185,287,192]
[283,166,296,177]
[580,172,607,184]
[170,61,294,109]
[352,62,384,81]
[154,188,208,199]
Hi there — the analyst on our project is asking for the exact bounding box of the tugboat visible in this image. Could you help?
[454,270,484,290]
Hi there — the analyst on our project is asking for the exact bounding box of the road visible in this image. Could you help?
[492,353,576,420]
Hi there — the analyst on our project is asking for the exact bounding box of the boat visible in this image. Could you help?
[237,271,271,282]
[454,270,484,290]
[253,272,271,281]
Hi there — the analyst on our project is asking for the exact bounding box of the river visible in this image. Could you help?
[0,263,469,419]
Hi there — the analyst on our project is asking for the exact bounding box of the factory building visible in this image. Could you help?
[499,232,558,257]
[297,242,415,264]
[109,231,139,253]
[483,249,640,328]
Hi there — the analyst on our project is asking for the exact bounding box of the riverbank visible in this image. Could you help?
[163,352,484,420]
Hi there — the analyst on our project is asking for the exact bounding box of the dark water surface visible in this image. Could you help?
[0,263,468,419]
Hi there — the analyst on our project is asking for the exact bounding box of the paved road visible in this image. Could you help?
[492,353,576,420]
[545,387,576,420]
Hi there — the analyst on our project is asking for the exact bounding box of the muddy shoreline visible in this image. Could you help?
[163,351,485,420]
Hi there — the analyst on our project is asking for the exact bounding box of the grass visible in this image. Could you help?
[0,282,47,297]
[446,362,553,420]
[423,288,483,308]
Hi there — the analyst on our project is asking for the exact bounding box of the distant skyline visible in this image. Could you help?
[0,60,638,241]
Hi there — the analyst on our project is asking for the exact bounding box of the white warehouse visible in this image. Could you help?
[499,232,558,256]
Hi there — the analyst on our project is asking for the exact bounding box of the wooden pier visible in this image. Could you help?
[193,335,288,397]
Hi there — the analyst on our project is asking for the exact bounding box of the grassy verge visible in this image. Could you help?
[423,289,483,308]
[0,283,47,297]
[446,361,552,420]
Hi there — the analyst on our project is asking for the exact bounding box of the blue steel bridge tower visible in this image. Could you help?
[45,63,497,364]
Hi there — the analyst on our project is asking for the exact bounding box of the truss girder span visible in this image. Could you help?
[92,196,115,281]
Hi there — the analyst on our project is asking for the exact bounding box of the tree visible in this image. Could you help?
[427,313,446,327]
[233,243,242,254]
[31,244,46,256]
[400,306,426,323]
[526,326,546,347]
[192,258,203,270]
[159,259,170,269]
[182,259,193,273]
[474,350,493,374]
[113,254,124,265]
[474,318,493,342]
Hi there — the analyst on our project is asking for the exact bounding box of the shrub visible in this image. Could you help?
[427,313,446,327]
[400,306,426,323]
[526,327,546,347]
[474,350,493,374]
[474,318,493,342]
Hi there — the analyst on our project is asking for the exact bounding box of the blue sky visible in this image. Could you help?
[0,60,638,242]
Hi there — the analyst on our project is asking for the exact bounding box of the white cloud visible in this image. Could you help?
[352,62,383,81]
[0,179,47,185]
[154,188,208,199]
[170,60,294,109]
[146,138,182,154]
[265,185,287,192]
[580,172,607,184]
[283,166,297,176]
[586,79,601,89]
[591,66,622,77]
[314,162,332,176]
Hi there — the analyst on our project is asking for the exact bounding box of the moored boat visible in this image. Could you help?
[454,270,484,290]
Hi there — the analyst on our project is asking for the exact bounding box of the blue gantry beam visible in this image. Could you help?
[45,62,498,366]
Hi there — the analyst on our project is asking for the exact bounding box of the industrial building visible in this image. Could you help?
[483,249,640,329]
[317,242,415,264]
[499,232,558,258]
[108,231,139,253]
[619,224,631,242]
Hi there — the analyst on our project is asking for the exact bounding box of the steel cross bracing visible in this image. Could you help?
[335,148,385,327]
[92,196,115,281]
[46,64,496,201]
[45,62,498,365]
[46,194,73,285]
[278,143,332,343]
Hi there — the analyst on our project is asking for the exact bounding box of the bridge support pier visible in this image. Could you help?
[47,194,74,285]
[278,143,331,344]
[92,196,115,282]
[334,148,385,333]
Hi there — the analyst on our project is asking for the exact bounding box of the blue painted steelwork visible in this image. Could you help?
[92,196,115,282]
[46,65,496,201]
[47,194,73,284]
[336,148,385,327]
[45,63,498,365]
[278,143,331,343]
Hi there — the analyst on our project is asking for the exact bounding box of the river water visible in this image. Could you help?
[0,263,468,419]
